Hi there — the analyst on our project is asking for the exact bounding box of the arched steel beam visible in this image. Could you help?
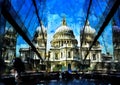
[81,0,92,47]
[83,0,120,63]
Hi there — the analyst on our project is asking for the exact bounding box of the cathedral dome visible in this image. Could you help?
[36,25,46,34]
[54,18,73,35]
[51,18,78,47]
[33,23,47,43]
[55,25,72,34]
[113,25,120,32]
[81,21,96,35]
[52,18,76,41]
[7,27,14,32]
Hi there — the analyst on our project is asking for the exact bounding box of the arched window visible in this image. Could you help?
[55,53,58,60]
[61,52,63,58]
[93,54,96,60]
[61,41,63,46]
[68,52,71,58]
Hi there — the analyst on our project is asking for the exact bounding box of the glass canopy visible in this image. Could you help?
[0,0,120,58]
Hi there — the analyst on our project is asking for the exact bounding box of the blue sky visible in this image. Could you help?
[9,0,118,56]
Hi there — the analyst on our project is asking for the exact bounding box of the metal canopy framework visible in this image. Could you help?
[0,0,120,63]
[83,0,120,63]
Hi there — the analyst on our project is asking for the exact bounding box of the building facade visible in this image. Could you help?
[49,18,79,71]
[80,21,102,70]
[2,26,17,64]
[19,19,104,71]
[112,24,120,62]
[19,23,47,68]
[33,25,47,61]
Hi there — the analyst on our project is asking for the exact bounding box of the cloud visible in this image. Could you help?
[76,35,80,47]
[47,14,61,33]
[47,33,54,51]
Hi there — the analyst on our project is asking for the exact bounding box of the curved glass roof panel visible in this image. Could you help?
[0,0,119,56]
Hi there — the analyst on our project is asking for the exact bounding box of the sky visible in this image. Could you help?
[8,0,119,57]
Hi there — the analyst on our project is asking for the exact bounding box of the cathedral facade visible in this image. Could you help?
[80,21,102,70]
[19,23,47,69]
[32,24,47,62]
[2,26,17,64]
[19,19,103,71]
[49,18,80,71]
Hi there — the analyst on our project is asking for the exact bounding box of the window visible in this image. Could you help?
[55,53,58,60]
[61,52,63,58]
[68,52,71,58]
[93,54,96,60]
[61,41,63,46]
